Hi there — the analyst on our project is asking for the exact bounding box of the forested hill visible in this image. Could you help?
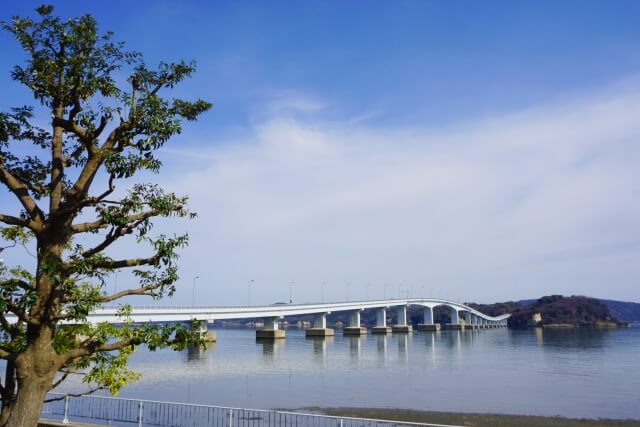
[516,298,640,323]
[599,299,640,323]
[467,295,634,327]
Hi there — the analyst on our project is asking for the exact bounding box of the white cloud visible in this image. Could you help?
[159,85,640,305]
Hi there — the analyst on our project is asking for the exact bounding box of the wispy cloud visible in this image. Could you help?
[159,84,640,304]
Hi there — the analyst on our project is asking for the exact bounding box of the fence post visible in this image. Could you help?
[137,401,144,427]
[62,396,69,424]
[337,418,343,427]
[227,409,233,427]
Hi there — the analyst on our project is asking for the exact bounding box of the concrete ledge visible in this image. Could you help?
[343,326,367,336]
[371,326,392,334]
[256,329,286,339]
[305,328,335,337]
[40,420,101,427]
[445,324,463,330]
[417,323,441,331]
[391,325,413,333]
[464,325,476,330]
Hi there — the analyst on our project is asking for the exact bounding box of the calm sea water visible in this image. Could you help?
[63,326,640,420]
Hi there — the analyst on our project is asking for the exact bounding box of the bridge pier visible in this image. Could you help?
[392,306,412,332]
[256,317,286,339]
[445,308,463,330]
[305,313,334,337]
[343,310,367,336]
[464,313,474,329]
[192,320,216,342]
[372,308,391,334]
[417,306,440,331]
[460,311,470,330]
[471,314,479,329]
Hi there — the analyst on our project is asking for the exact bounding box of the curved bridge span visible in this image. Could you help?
[94,298,509,338]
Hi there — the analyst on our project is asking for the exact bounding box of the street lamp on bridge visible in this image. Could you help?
[192,275,200,306]
[289,281,295,304]
[248,279,254,306]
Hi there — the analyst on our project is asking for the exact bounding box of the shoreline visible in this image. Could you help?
[309,407,640,427]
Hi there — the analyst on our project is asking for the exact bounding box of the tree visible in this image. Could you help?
[0,6,211,425]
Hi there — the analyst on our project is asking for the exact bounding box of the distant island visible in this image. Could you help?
[468,295,631,328]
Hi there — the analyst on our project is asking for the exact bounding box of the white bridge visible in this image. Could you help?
[87,298,510,339]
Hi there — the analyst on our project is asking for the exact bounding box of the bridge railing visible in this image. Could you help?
[41,393,460,427]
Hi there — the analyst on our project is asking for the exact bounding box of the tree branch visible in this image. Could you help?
[98,284,158,303]
[3,300,38,326]
[52,117,91,148]
[66,122,130,203]
[0,278,33,292]
[44,387,106,402]
[93,255,159,270]
[60,337,137,365]
[0,213,31,228]
[0,313,12,332]
[0,347,13,360]
[71,209,158,234]
[50,366,80,391]
[0,166,44,227]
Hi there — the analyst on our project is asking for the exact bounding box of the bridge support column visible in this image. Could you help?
[461,312,471,330]
[372,308,391,334]
[392,306,412,332]
[305,313,334,337]
[256,317,286,339]
[192,319,216,342]
[417,306,440,331]
[445,308,463,330]
[343,310,367,336]
[471,314,478,328]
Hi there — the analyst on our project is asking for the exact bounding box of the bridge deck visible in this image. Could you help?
[84,298,511,324]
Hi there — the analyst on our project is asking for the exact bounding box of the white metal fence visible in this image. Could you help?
[41,393,460,427]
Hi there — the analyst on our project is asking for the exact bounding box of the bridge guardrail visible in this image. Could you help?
[41,393,462,427]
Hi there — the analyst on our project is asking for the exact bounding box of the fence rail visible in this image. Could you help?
[41,393,460,427]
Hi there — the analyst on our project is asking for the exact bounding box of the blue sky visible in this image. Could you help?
[1,1,640,304]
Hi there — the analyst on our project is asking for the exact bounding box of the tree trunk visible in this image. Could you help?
[0,361,17,425]
[2,373,51,427]
[0,406,12,426]
[3,322,57,427]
